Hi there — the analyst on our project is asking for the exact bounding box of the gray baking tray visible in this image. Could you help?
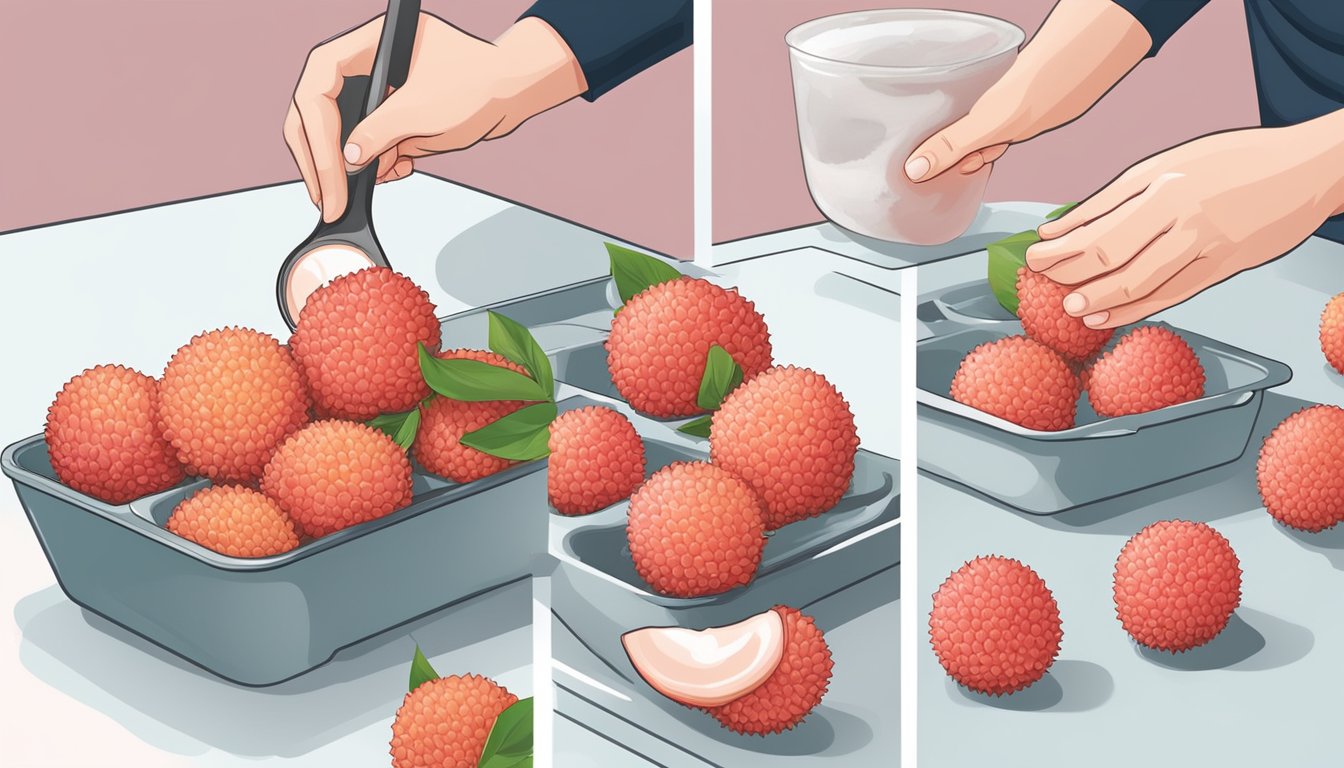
[917,280,1293,514]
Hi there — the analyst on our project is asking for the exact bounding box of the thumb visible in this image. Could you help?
[342,89,417,170]
[905,114,1002,183]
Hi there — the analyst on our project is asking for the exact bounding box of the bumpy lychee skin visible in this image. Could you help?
[548,406,646,515]
[1086,326,1205,418]
[413,350,530,483]
[950,336,1079,431]
[607,277,772,418]
[159,327,310,483]
[710,366,859,529]
[1257,405,1344,532]
[44,365,185,504]
[167,485,300,557]
[389,675,518,768]
[929,556,1063,696]
[627,462,767,598]
[290,267,441,421]
[1113,520,1242,652]
[708,606,833,735]
[261,420,413,538]
[1320,293,1344,375]
[1016,267,1114,361]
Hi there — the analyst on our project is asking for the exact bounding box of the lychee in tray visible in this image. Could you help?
[916,280,1292,514]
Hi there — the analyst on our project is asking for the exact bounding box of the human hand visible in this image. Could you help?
[284,13,587,222]
[1025,117,1344,329]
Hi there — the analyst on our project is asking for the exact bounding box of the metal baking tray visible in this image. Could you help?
[917,280,1293,513]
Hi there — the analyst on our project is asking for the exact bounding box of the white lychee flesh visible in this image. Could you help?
[621,611,785,707]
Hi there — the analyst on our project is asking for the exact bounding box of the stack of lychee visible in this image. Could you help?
[950,267,1207,430]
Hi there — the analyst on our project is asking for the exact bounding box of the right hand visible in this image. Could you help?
[901,96,1019,184]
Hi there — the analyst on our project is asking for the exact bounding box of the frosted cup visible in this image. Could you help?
[787,10,1024,245]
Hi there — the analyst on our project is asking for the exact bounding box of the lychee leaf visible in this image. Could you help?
[368,407,421,452]
[695,345,744,411]
[608,242,682,305]
[677,415,712,438]
[487,311,554,400]
[478,697,533,768]
[461,402,555,461]
[1047,201,1080,219]
[986,202,1079,316]
[420,344,551,402]
[408,645,439,693]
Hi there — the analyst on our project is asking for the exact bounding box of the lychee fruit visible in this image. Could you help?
[389,674,518,768]
[159,327,310,484]
[607,277,772,418]
[710,366,859,528]
[1320,292,1344,374]
[1086,326,1205,417]
[950,336,1079,431]
[547,405,645,515]
[1257,405,1344,532]
[166,485,300,557]
[413,349,529,483]
[929,556,1063,695]
[627,461,767,598]
[1016,267,1113,360]
[44,365,185,503]
[1113,520,1242,652]
[707,607,833,735]
[289,267,441,421]
[261,419,413,538]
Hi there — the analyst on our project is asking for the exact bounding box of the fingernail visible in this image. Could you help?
[904,155,930,181]
[1063,293,1087,314]
[1083,311,1109,328]
[343,143,362,164]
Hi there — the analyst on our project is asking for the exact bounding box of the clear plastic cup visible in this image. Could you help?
[787,9,1024,245]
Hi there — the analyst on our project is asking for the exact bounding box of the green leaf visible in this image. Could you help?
[478,697,534,768]
[461,402,556,461]
[487,312,554,399]
[1046,201,1079,219]
[607,242,682,305]
[368,407,421,451]
[409,645,439,693]
[986,202,1079,315]
[677,415,712,438]
[695,345,744,411]
[420,344,550,402]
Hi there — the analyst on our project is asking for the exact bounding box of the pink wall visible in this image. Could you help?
[0,0,692,257]
[712,0,1259,242]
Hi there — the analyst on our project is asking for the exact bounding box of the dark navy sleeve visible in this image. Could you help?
[522,0,692,101]
[1110,0,1211,56]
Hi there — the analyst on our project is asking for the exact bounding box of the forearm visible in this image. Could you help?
[1289,109,1344,217]
[493,17,589,119]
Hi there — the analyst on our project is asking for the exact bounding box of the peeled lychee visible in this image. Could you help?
[159,327,310,484]
[547,405,645,515]
[167,485,300,558]
[290,267,441,421]
[607,277,772,418]
[413,350,528,483]
[44,365,185,503]
[389,674,518,768]
[1113,520,1241,652]
[623,611,785,708]
[929,556,1062,695]
[627,461,767,598]
[1016,267,1113,360]
[1086,326,1204,417]
[1320,292,1344,374]
[710,366,859,528]
[1257,405,1344,532]
[707,607,833,735]
[950,336,1079,431]
[261,419,413,538]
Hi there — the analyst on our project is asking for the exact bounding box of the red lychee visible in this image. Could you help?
[1257,405,1344,532]
[1016,267,1113,361]
[607,277,772,418]
[950,336,1079,431]
[1113,520,1242,652]
[929,556,1063,695]
[44,365,185,503]
[707,606,833,735]
[289,267,441,421]
[710,366,859,529]
[389,674,518,768]
[627,461,767,598]
[547,405,645,515]
[1320,292,1344,375]
[413,349,529,483]
[1086,326,1204,417]
[167,485,300,557]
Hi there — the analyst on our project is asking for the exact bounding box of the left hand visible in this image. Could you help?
[1024,120,1344,329]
